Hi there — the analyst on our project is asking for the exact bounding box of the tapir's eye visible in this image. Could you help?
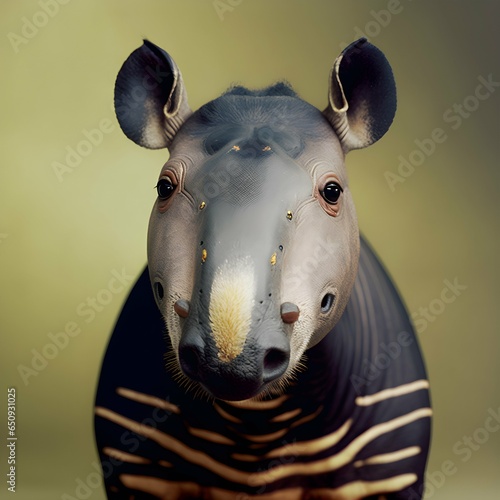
[316,174,343,217]
[155,170,179,212]
[156,178,175,200]
[321,182,343,205]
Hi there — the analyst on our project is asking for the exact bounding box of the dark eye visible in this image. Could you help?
[322,182,343,204]
[156,178,175,200]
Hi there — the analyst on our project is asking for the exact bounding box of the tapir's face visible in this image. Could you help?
[114,39,396,401]
[147,97,359,400]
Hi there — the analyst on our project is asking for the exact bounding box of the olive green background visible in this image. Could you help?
[1,1,499,498]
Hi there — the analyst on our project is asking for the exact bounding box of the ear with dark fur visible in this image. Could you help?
[323,38,397,153]
[114,40,191,149]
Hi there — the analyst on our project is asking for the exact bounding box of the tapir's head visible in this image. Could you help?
[114,39,396,401]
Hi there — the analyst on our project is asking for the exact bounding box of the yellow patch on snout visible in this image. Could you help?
[209,258,255,362]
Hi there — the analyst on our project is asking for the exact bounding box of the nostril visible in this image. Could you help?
[320,293,335,313]
[154,282,164,301]
[174,299,190,318]
[281,302,300,324]
[264,349,287,371]
[179,345,202,381]
[263,348,289,383]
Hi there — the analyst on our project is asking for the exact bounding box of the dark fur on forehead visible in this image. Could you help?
[190,82,326,138]
[224,82,298,97]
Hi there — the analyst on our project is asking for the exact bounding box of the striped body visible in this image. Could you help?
[94,237,431,499]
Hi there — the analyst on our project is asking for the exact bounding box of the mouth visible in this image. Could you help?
[166,349,299,402]
[200,377,266,402]
[199,373,297,402]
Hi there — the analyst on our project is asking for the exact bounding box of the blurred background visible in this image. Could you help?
[1,1,499,498]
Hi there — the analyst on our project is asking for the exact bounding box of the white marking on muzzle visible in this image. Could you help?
[209,257,256,362]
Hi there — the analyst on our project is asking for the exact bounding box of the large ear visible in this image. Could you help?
[323,38,397,153]
[114,40,192,149]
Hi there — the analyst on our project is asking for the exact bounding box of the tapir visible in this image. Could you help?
[94,38,431,499]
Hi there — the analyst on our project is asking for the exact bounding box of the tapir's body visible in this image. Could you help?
[95,39,431,499]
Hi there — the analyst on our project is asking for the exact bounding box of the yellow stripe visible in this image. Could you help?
[96,405,430,488]
[239,427,289,443]
[271,408,302,423]
[214,403,243,423]
[238,405,321,450]
[121,475,201,498]
[116,387,181,414]
[96,407,255,485]
[248,408,431,485]
[102,447,151,465]
[249,442,268,450]
[290,405,323,429]
[354,446,421,467]
[231,453,262,462]
[355,380,430,407]
[120,475,305,499]
[264,418,351,459]
[120,474,416,499]
[188,425,236,446]
[225,394,289,410]
[306,473,417,499]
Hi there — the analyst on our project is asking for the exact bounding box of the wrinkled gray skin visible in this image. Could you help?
[114,38,397,401]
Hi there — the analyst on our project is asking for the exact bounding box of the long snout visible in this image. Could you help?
[174,254,298,400]
[166,150,309,400]
[178,322,290,401]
